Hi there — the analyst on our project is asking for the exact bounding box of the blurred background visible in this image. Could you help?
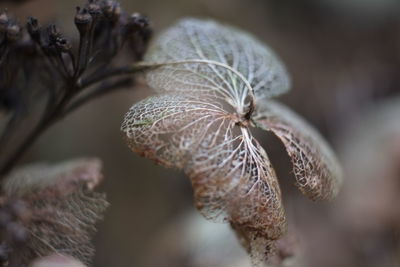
[1,0,400,266]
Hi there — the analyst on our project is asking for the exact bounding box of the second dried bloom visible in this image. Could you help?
[1,158,108,266]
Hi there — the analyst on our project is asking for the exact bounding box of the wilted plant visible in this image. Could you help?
[121,19,343,266]
[0,0,151,265]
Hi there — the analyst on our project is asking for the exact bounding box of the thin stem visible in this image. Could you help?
[67,50,76,71]
[0,114,51,176]
[55,53,70,79]
[63,77,133,116]
[0,15,152,176]
[0,65,143,178]
[87,17,99,66]
[80,62,150,88]
[0,114,18,152]
[75,33,89,78]
[0,87,73,176]
[57,53,72,78]
[36,44,70,82]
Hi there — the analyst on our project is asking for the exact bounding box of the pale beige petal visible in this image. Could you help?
[142,18,290,114]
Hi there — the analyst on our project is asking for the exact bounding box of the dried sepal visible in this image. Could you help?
[142,18,290,114]
[1,158,108,266]
[121,93,230,169]
[253,100,343,200]
[188,126,287,264]
[123,18,342,267]
[122,93,287,265]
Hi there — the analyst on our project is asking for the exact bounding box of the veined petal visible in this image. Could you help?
[189,128,287,265]
[143,18,290,112]
[121,93,231,168]
[122,93,287,265]
[253,100,343,201]
[187,126,286,225]
[188,128,286,265]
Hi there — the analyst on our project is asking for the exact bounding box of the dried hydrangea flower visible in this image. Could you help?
[121,18,342,266]
[1,158,108,266]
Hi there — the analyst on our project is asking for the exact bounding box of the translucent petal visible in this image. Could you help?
[121,93,231,168]
[121,93,287,264]
[187,127,287,266]
[143,18,290,112]
[253,100,343,200]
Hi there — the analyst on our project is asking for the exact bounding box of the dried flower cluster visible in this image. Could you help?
[0,1,151,265]
[0,158,108,267]
[122,19,343,266]
[0,0,152,176]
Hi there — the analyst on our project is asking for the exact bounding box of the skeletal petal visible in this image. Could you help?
[253,100,343,200]
[122,94,287,265]
[143,18,290,112]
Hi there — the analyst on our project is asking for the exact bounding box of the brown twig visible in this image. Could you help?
[0,2,151,180]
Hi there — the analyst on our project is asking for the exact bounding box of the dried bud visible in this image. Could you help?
[126,13,152,42]
[101,0,121,24]
[57,38,72,52]
[128,13,149,32]
[75,7,92,35]
[86,0,102,18]
[47,25,71,53]
[126,13,152,60]
[27,17,41,44]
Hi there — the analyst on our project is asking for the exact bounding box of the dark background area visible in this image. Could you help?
[1,0,400,266]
